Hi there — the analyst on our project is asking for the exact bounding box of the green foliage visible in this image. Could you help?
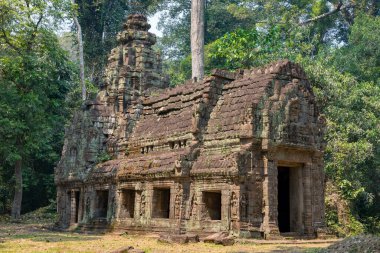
[73,0,128,84]
[209,26,290,69]
[0,0,77,214]
[72,0,164,84]
[332,14,380,84]
[155,0,253,60]
[325,206,365,236]
[173,8,380,234]
[97,152,112,163]
[162,54,192,86]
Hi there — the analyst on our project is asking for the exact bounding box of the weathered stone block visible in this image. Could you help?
[56,15,325,241]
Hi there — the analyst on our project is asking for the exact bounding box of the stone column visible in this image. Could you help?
[115,189,122,221]
[78,188,84,223]
[261,153,280,238]
[221,189,230,230]
[56,187,66,227]
[145,184,153,223]
[169,185,175,220]
[70,190,77,224]
[303,163,314,235]
[312,156,325,229]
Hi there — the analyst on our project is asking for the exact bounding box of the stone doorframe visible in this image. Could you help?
[261,148,315,239]
[69,188,83,225]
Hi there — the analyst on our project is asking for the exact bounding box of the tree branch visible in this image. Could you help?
[1,28,21,54]
[299,1,354,26]
[27,13,44,52]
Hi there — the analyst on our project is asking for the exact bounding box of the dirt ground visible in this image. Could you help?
[0,221,339,253]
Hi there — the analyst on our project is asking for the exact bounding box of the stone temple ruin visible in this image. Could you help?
[55,14,326,239]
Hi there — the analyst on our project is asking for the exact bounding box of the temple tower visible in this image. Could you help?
[99,14,168,112]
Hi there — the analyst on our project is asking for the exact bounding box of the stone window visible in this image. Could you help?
[152,188,170,218]
[168,140,187,150]
[202,191,222,220]
[141,145,154,154]
[95,190,109,218]
[120,189,136,218]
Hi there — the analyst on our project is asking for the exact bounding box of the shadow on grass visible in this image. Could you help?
[264,246,324,253]
[2,232,99,243]
[227,246,324,253]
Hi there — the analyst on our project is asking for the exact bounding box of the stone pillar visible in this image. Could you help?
[70,190,77,224]
[56,187,67,227]
[115,189,122,221]
[261,153,280,238]
[145,184,153,222]
[194,190,202,222]
[311,155,326,237]
[78,188,84,223]
[230,187,240,233]
[303,163,313,235]
[221,189,230,230]
[169,185,175,220]
[89,188,96,220]
[108,186,118,221]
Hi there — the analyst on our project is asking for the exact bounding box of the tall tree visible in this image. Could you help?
[72,0,87,101]
[191,0,205,80]
[207,12,380,235]
[0,0,76,218]
[74,0,128,84]
[74,0,163,84]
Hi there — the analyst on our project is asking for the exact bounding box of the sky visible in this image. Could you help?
[148,12,163,37]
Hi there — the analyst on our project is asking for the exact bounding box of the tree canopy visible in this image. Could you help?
[155,0,380,234]
[0,0,76,217]
[0,0,378,235]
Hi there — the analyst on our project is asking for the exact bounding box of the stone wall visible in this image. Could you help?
[55,15,326,239]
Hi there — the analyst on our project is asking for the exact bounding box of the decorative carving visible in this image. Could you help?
[231,191,238,220]
[240,193,248,220]
[174,185,183,219]
[190,193,198,220]
[55,21,326,238]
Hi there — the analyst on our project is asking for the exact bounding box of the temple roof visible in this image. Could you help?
[56,58,324,184]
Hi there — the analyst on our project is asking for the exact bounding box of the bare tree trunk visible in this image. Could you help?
[191,0,205,81]
[72,0,86,101]
[11,159,22,219]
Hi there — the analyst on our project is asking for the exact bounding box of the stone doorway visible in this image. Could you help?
[277,166,303,233]
[68,190,81,224]
[95,190,109,218]
[152,188,170,218]
[202,191,222,220]
[121,189,136,218]
[74,191,80,223]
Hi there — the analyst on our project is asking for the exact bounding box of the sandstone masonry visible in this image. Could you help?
[55,14,326,239]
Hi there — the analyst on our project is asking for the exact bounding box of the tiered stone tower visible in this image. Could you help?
[56,14,326,239]
[55,14,167,191]
[100,14,168,110]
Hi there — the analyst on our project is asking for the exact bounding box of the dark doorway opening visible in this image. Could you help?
[95,190,109,218]
[121,189,136,218]
[152,188,170,218]
[278,167,290,232]
[75,191,80,223]
[203,191,222,220]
